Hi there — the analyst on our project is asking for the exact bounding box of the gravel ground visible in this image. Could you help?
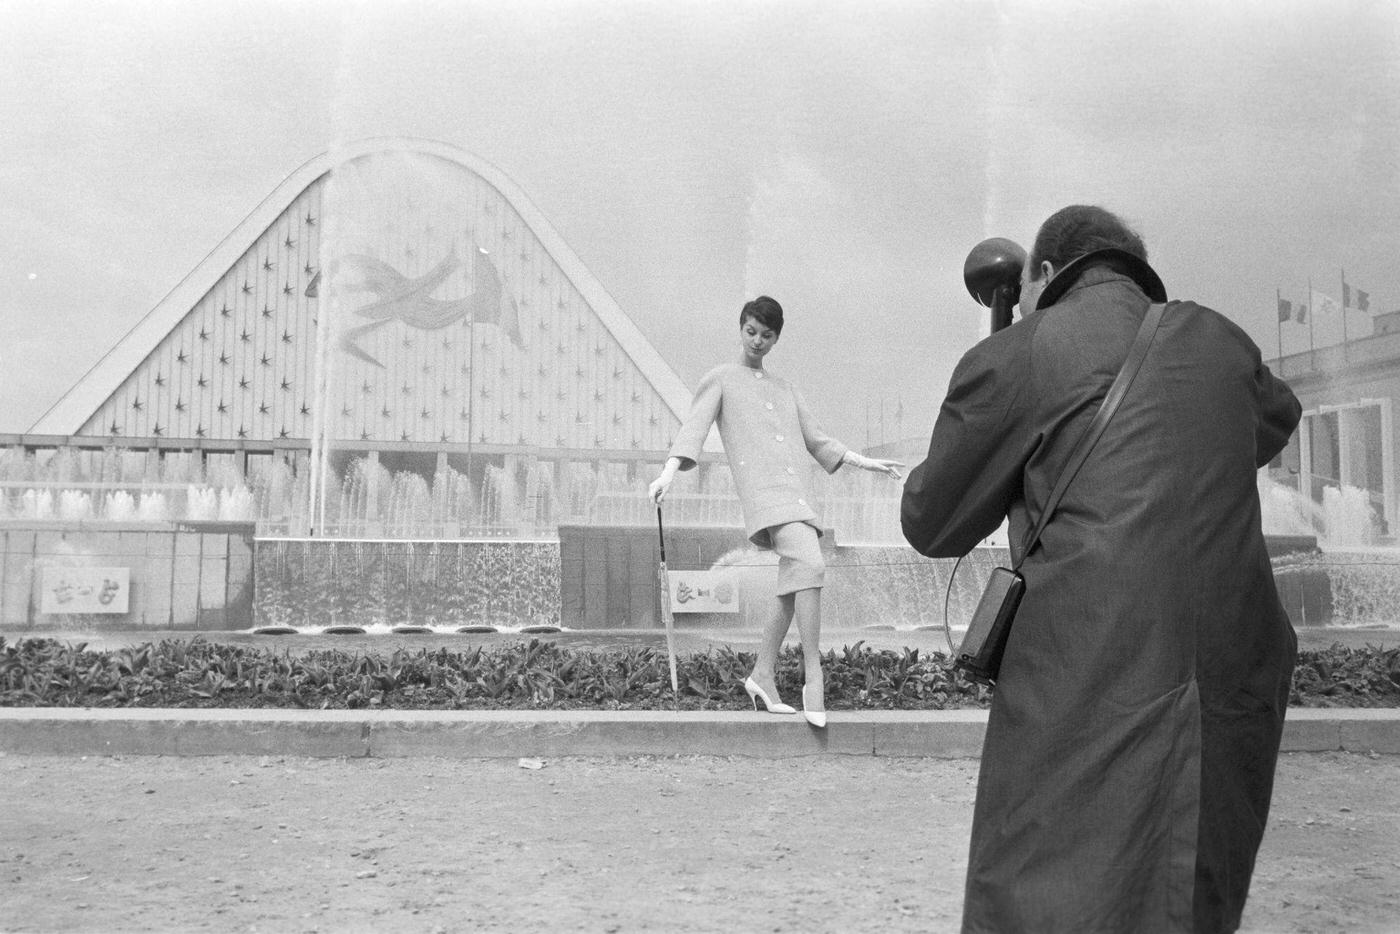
[1,751,1396,933]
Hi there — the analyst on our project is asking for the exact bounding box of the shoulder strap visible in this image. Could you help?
[1013,302,1168,569]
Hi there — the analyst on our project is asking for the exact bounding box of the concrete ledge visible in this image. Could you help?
[0,708,1396,758]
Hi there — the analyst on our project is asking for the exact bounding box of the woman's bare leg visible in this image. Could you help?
[793,587,824,693]
[748,593,795,697]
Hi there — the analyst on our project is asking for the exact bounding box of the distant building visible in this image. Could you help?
[15,138,718,535]
[1269,317,1398,539]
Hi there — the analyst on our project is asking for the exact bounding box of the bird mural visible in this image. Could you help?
[311,246,523,367]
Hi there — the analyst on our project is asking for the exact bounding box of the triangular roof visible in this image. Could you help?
[31,137,700,452]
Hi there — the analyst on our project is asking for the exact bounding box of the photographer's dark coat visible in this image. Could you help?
[902,253,1300,934]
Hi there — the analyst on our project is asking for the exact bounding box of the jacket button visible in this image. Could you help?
[775,434,784,442]
[754,371,764,379]
[797,499,806,506]
[765,402,774,411]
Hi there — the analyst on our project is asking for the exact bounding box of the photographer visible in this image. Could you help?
[902,206,1301,933]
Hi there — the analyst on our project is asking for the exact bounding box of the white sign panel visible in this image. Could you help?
[668,570,739,614]
[41,567,131,614]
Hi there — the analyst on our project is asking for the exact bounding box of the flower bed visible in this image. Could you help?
[2,637,1397,710]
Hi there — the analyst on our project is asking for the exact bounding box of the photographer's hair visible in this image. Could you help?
[1029,205,1148,273]
[740,295,784,335]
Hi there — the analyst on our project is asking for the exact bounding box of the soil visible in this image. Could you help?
[1,751,1396,933]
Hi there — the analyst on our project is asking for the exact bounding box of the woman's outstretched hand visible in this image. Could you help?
[844,451,905,481]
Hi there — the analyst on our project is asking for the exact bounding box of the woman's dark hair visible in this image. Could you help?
[1029,205,1147,273]
[740,295,784,335]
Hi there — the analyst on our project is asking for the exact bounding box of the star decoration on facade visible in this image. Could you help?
[241,282,252,294]
[360,431,371,441]
[401,383,413,396]
[155,373,166,386]
[109,421,121,435]
[195,425,206,438]
[284,236,296,249]
[279,428,290,439]
[239,376,250,390]
[262,306,274,319]
[402,336,413,349]
[262,259,274,271]
[199,327,210,341]
[441,432,450,443]
[305,213,316,226]
[422,363,433,375]
[175,398,186,412]
[220,305,232,318]
[259,402,270,415]
[304,263,315,275]
[237,425,248,439]
[382,406,392,419]
[219,352,230,365]
[282,283,293,296]
[197,375,208,388]
[282,331,292,344]
[152,424,163,436]
[240,329,251,342]
[361,381,373,395]
[218,401,228,414]
[421,408,431,420]
[280,378,291,391]
[176,350,188,364]
[260,354,271,367]
[441,386,452,398]
[401,431,411,442]
[131,397,143,411]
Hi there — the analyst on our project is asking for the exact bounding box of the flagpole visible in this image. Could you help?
[1341,269,1349,351]
[1276,288,1285,377]
[1308,276,1316,369]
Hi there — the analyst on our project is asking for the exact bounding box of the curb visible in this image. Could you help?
[2,708,1397,759]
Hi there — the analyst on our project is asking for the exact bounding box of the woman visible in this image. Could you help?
[649,296,902,727]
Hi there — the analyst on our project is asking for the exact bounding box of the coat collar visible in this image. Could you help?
[1035,248,1167,310]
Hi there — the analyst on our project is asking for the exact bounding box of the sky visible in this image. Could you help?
[2,0,1398,449]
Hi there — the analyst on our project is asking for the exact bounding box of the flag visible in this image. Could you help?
[1296,301,1308,324]
[1341,275,1372,312]
[1311,290,1341,318]
[1277,297,1292,322]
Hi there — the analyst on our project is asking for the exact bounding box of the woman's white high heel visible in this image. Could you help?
[802,683,827,728]
[744,677,796,714]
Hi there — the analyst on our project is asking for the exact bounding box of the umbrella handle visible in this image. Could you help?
[655,504,667,564]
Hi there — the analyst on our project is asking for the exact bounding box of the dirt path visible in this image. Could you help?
[1,752,1396,933]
